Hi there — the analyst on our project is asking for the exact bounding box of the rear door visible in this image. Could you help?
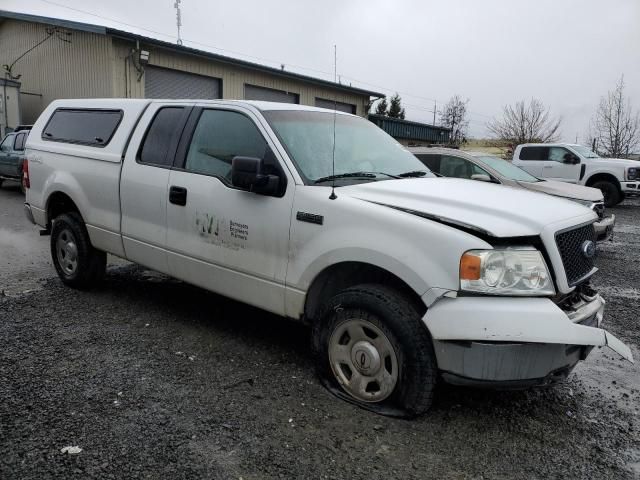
[541,146,581,183]
[165,104,294,315]
[515,146,547,177]
[120,103,193,274]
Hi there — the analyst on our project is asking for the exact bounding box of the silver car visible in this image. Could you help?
[409,147,615,241]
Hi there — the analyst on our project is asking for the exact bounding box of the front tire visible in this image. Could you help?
[312,284,437,417]
[50,212,106,289]
[593,180,621,207]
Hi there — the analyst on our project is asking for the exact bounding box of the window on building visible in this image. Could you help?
[315,98,356,114]
[138,107,186,166]
[519,146,549,160]
[184,109,268,182]
[42,109,123,147]
[244,84,300,104]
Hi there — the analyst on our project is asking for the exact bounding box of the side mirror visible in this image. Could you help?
[231,156,280,195]
[471,173,492,182]
[563,153,580,165]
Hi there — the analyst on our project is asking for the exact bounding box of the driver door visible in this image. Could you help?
[165,105,294,316]
[541,146,581,183]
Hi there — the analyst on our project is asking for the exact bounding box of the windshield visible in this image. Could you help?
[263,110,433,184]
[571,145,599,158]
[477,156,542,182]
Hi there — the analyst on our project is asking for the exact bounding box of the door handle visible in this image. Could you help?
[169,186,187,206]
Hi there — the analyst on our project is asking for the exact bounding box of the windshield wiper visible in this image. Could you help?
[397,170,429,178]
[313,171,399,184]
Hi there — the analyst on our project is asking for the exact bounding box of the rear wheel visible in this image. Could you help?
[50,212,106,289]
[593,180,621,207]
[312,284,437,417]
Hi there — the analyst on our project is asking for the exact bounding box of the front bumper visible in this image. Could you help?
[621,181,640,194]
[422,293,633,386]
[594,214,615,241]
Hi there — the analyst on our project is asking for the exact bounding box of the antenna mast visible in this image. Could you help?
[174,0,183,46]
[329,44,338,200]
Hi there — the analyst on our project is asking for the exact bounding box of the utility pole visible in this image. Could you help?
[174,0,183,46]
[433,100,436,125]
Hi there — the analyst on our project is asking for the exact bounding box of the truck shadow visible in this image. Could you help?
[99,263,578,417]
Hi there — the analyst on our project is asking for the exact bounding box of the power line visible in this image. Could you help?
[34,0,495,122]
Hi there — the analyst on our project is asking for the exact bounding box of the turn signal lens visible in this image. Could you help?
[460,253,481,280]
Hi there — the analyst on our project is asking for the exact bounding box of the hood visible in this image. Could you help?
[596,157,640,167]
[343,178,596,238]
[517,179,603,202]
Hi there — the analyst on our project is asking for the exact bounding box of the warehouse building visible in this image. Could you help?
[0,10,383,125]
[368,114,450,146]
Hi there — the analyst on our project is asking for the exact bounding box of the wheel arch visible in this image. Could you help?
[585,172,622,192]
[303,261,427,323]
[46,191,83,227]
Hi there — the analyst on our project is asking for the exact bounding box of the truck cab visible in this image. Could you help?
[513,143,640,207]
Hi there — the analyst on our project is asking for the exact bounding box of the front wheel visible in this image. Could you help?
[312,284,437,417]
[50,212,106,289]
[593,180,621,207]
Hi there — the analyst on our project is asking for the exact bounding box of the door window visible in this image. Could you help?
[184,109,268,183]
[415,154,441,173]
[440,155,476,179]
[14,132,27,151]
[548,147,571,162]
[519,146,548,160]
[0,135,13,152]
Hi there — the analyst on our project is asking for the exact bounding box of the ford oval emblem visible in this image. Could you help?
[581,240,596,259]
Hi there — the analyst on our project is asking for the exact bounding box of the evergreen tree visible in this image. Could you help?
[374,97,388,115]
[388,93,405,119]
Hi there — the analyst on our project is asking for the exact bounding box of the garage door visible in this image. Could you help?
[315,98,356,114]
[145,66,221,99]
[244,84,299,104]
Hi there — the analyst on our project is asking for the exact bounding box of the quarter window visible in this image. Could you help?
[184,109,268,181]
[42,109,123,147]
[139,107,186,166]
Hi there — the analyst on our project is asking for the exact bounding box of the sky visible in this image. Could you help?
[3,0,640,141]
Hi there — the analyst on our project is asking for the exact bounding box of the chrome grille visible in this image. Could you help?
[555,223,597,286]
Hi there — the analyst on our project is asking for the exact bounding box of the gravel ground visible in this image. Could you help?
[1,181,639,479]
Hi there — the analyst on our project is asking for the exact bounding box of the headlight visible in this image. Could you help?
[627,167,638,180]
[460,249,555,296]
[569,198,594,208]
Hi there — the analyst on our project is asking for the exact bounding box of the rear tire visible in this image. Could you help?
[50,212,106,289]
[593,180,621,207]
[312,284,437,418]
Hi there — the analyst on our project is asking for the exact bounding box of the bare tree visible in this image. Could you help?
[487,99,561,146]
[438,95,469,146]
[590,76,640,158]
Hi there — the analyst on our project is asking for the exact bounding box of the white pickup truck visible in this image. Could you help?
[23,99,633,417]
[512,143,640,207]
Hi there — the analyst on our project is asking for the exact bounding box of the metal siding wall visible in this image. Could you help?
[0,19,113,123]
[112,42,369,116]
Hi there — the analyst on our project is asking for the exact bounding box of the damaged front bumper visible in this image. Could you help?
[422,292,633,387]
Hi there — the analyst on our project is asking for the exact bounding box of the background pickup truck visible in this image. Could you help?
[512,143,640,207]
[23,99,633,417]
[0,126,30,193]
